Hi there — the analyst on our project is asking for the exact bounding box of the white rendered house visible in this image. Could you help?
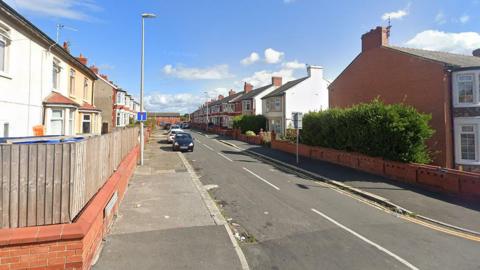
[262,65,329,135]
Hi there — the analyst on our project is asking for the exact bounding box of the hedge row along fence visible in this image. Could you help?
[233,115,267,134]
[301,100,434,164]
[271,139,480,198]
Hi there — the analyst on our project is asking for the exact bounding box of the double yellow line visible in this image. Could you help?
[402,216,480,242]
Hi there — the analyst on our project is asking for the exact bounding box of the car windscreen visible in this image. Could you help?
[175,133,192,140]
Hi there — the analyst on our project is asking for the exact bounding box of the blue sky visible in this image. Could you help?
[5,0,480,113]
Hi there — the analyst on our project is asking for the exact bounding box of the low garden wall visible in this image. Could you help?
[271,139,480,198]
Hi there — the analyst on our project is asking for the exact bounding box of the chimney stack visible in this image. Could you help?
[473,49,480,57]
[218,94,224,100]
[361,26,389,52]
[272,76,282,87]
[90,65,99,74]
[100,74,109,80]
[63,41,70,53]
[228,89,236,96]
[76,53,88,65]
[244,82,253,93]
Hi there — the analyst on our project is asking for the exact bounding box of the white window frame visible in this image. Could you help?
[274,97,281,111]
[69,110,75,135]
[51,109,65,135]
[452,71,480,107]
[52,59,61,90]
[83,78,89,100]
[455,118,480,165]
[82,114,91,134]
[69,69,76,96]
[456,73,475,105]
[243,100,252,111]
[0,25,11,76]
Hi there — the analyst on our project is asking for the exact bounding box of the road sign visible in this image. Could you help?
[292,112,303,129]
[137,112,147,122]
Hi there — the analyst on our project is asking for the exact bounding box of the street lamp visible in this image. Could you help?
[140,12,156,166]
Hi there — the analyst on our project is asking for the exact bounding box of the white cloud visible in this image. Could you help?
[162,64,233,80]
[405,30,480,55]
[460,14,470,24]
[381,3,410,21]
[435,11,446,25]
[264,48,284,64]
[144,88,228,114]
[282,60,305,70]
[240,68,298,88]
[240,52,260,65]
[5,0,101,21]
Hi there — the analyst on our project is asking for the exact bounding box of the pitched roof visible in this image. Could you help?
[262,77,308,99]
[43,92,79,106]
[0,2,96,79]
[241,84,273,100]
[387,46,480,68]
[79,102,100,111]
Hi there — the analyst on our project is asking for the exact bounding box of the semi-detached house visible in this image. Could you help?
[329,26,480,171]
[240,77,283,116]
[262,65,329,135]
[0,2,101,137]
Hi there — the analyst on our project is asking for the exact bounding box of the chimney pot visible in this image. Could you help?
[76,53,88,65]
[63,41,70,52]
[473,49,480,57]
[272,77,282,87]
[244,82,253,93]
[228,89,236,96]
[361,26,389,52]
[90,65,99,74]
[218,95,224,100]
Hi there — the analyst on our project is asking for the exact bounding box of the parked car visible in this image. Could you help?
[164,123,171,130]
[182,123,190,129]
[167,129,183,143]
[165,124,181,134]
[172,132,194,152]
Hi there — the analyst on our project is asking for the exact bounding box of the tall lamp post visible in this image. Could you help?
[140,13,156,166]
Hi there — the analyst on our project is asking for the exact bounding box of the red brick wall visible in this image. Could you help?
[0,146,139,270]
[329,47,453,168]
[156,116,181,125]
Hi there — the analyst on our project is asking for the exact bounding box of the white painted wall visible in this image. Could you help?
[253,85,278,115]
[284,66,329,129]
[0,18,67,137]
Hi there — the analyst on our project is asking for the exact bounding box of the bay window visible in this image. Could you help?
[82,114,91,134]
[51,109,64,135]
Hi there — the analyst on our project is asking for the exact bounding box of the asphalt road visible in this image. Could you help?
[182,130,480,270]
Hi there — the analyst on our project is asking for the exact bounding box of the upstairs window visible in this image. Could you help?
[83,78,88,100]
[274,97,281,111]
[0,25,10,73]
[52,59,61,89]
[69,69,76,95]
[243,100,252,111]
[457,74,474,104]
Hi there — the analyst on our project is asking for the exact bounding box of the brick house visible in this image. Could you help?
[329,26,480,169]
[149,112,181,125]
[240,77,283,115]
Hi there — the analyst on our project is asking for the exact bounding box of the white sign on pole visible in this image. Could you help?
[292,112,303,129]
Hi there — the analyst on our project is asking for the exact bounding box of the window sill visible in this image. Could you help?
[456,160,480,166]
[0,71,12,80]
[453,103,480,108]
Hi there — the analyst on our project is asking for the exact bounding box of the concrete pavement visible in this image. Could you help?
[93,129,244,270]
[187,130,480,270]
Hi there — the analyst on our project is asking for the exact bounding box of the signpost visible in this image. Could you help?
[137,112,147,122]
[292,112,303,164]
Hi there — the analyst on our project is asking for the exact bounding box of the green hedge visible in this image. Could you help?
[301,100,434,163]
[233,115,267,134]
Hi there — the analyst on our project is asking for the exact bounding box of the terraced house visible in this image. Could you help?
[0,2,100,137]
[329,26,480,171]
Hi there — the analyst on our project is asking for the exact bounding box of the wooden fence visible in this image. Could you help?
[0,127,139,229]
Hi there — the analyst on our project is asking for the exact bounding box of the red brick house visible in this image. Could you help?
[149,112,181,125]
[329,26,480,169]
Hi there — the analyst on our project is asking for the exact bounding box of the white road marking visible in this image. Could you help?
[242,167,280,191]
[202,143,214,151]
[311,208,419,270]
[218,152,233,162]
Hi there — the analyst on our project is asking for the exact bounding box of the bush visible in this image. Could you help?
[301,99,434,163]
[245,130,256,136]
[233,115,267,134]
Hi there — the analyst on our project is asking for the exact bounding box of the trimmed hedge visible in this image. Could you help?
[233,115,267,134]
[301,100,434,163]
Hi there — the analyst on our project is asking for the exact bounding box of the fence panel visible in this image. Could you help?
[0,127,139,228]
